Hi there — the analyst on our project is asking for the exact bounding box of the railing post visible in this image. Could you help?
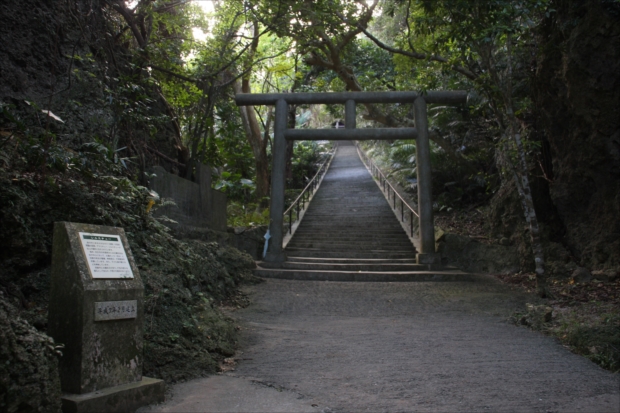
[410,210,414,236]
[264,98,288,263]
[414,97,440,267]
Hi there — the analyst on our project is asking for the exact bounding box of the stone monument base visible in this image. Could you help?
[61,377,165,413]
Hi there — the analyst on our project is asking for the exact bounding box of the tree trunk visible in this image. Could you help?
[503,36,547,297]
[512,130,547,297]
[233,80,270,201]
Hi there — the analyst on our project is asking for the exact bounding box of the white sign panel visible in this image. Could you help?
[94,300,138,321]
[79,232,134,279]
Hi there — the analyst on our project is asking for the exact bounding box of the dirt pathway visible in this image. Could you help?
[141,277,619,412]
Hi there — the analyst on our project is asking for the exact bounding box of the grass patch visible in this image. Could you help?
[499,274,620,372]
[552,302,620,372]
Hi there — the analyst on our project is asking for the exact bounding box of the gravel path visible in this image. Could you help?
[226,278,619,413]
[141,276,619,413]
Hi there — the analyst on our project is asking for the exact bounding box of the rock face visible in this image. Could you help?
[0,292,61,413]
[0,0,68,100]
[436,233,521,274]
[534,0,620,269]
[571,267,593,284]
[0,0,183,174]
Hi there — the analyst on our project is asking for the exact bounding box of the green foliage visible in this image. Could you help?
[211,102,254,173]
[345,40,397,91]
[255,32,297,93]
[249,0,366,54]
[404,0,548,135]
[288,141,332,190]
[215,171,256,201]
[0,123,256,382]
[227,202,270,227]
[353,0,554,215]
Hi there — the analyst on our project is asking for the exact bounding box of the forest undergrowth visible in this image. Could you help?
[0,127,258,411]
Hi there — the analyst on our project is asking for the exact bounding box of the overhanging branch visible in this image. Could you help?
[336,12,478,81]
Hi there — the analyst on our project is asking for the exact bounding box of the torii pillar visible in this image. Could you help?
[414,97,441,266]
[264,98,288,263]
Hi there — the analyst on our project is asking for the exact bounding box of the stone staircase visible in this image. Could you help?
[256,141,470,281]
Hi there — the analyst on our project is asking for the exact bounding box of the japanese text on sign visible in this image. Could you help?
[79,232,134,279]
[94,300,138,321]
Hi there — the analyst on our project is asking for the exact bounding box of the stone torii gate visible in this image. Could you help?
[235,91,467,264]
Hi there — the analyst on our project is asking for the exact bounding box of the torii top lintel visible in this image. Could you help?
[235,90,468,106]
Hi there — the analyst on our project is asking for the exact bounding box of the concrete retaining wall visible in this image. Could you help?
[161,225,266,261]
[148,164,227,232]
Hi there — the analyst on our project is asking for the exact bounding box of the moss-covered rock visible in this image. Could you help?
[0,293,61,413]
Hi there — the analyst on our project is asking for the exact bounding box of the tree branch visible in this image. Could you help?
[145,145,185,167]
[106,0,147,48]
[218,48,291,89]
[149,64,196,83]
[336,12,478,81]
[337,0,378,50]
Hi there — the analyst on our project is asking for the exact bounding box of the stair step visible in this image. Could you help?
[260,261,427,271]
[288,238,413,244]
[254,267,473,282]
[297,223,405,228]
[286,256,419,264]
[283,250,416,259]
[289,233,411,237]
[293,229,409,234]
[295,227,406,232]
[288,239,413,246]
[289,232,412,239]
[300,217,402,221]
[286,246,413,253]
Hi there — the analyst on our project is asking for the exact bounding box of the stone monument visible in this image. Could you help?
[48,222,164,412]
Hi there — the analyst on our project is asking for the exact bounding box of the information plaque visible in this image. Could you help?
[79,232,134,279]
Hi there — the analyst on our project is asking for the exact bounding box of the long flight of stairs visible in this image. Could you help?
[256,141,469,281]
